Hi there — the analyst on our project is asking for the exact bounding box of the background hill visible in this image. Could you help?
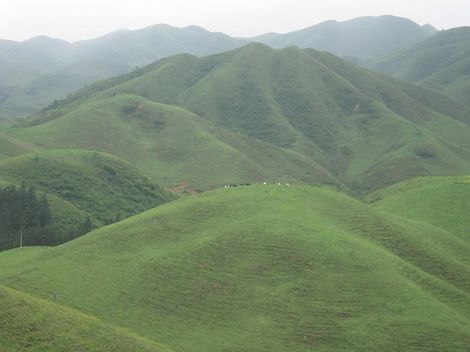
[369,27,470,106]
[0,185,468,351]
[9,44,470,193]
[0,16,438,123]
[252,15,436,61]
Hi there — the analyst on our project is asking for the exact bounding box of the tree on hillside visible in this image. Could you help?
[0,184,56,250]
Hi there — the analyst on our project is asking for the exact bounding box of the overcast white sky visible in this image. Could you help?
[1,0,470,42]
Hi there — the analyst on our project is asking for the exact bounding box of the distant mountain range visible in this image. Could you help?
[0,15,439,121]
[252,15,436,60]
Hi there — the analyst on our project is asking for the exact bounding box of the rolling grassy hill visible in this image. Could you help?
[0,281,171,352]
[8,94,336,191]
[366,176,470,240]
[253,15,436,61]
[369,27,470,106]
[10,44,470,192]
[0,149,173,233]
[0,185,468,351]
[0,25,247,121]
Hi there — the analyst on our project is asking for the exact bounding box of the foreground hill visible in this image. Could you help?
[253,15,436,60]
[369,27,470,106]
[11,44,470,192]
[0,185,468,351]
[366,176,470,240]
[0,25,247,121]
[0,282,170,352]
[0,149,172,235]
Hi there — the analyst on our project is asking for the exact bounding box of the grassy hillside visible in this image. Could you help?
[13,44,470,193]
[0,185,469,351]
[0,149,172,228]
[9,94,337,190]
[0,25,247,121]
[366,176,470,240]
[369,27,470,106]
[253,15,436,60]
[0,281,170,351]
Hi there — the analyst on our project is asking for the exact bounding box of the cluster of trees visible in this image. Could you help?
[0,184,91,251]
[0,184,53,250]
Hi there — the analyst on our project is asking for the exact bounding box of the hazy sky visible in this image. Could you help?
[1,0,470,42]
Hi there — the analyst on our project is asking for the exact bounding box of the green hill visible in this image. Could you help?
[0,185,468,351]
[9,94,337,191]
[0,280,170,351]
[0,26,247,121]
[369,27,470,106]
[11,44,470,193]
[0,150,172,231]
[366,176,470,240]
[253,15,436,60]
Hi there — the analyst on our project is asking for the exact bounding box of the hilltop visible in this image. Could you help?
[9,44,470,192]
[0,185,468,351]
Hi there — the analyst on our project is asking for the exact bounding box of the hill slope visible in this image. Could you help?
[366,176,470,240]
[0,25,247,121]
[12,44,470,192]
[0,149,172,230]
[0,131,36,160]
[253,16,436,60]
[0,185,469,351]
[369,27,470,106]
[0,281,171,352]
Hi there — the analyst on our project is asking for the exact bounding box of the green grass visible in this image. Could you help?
[11,43,470,193]
[0,149,173,228]
[0,283,172,351]
[7,94,336,190]
[366,176,470,240]
[0,185,468,351]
